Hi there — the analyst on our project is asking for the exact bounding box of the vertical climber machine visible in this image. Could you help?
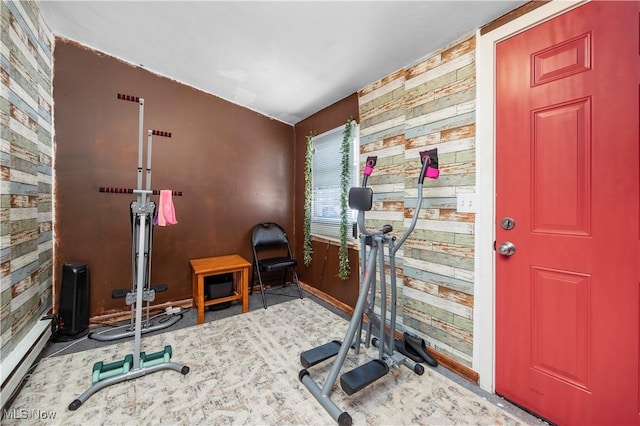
[69,94,189,410]
[89,97,182,342]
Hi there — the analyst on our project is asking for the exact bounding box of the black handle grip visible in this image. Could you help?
[99,187,183,196]
[418,151,431,184]
[117,93,141,103]
[151,130,172,138]
[99,187,133,194]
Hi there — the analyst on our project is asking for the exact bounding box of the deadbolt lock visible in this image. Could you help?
[501,217,515,230]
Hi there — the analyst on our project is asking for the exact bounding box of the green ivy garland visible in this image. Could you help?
[303,132,314,267]
[338,118,354,280]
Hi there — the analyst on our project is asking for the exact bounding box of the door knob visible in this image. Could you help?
[498,241,516,256]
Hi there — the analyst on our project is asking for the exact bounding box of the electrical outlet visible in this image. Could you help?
[457,193,477,213]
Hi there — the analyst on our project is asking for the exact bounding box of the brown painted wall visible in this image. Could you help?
[293,95,361,307]
[53,40,294,316]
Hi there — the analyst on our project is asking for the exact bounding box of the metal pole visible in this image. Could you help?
[136,99,145,190]
[377,233,386,360]
[132,209,146,369]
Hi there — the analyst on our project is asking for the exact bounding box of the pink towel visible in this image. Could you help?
[154,190,178,226]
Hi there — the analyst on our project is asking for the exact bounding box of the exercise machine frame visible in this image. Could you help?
[299,152,433,425]
[69,94,189,410]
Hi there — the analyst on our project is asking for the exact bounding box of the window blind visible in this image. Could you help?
[311,122,359,240]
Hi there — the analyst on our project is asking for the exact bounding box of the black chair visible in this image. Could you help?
[251,222,303,308]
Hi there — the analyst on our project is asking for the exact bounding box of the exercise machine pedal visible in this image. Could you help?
[395,332,438,367]
[139,345,172,368]
[111,288,128,299]
[394,338,421,363]
[300,340,341,368]
[151,283,168,293]
[92,354,134,384]
[340,359,389,395]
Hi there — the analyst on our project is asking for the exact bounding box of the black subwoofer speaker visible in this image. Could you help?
[56,263,90,341]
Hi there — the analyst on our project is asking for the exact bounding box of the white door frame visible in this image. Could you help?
[473,0,588,392]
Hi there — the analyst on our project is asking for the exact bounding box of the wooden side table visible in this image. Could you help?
[190,254,251,324]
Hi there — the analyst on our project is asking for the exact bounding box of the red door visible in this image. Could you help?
[495,2,639,425]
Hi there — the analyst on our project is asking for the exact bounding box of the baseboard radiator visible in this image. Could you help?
[1,317,53,408]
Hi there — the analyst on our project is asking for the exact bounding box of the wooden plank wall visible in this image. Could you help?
[358,34,476,368]
[0,0,53,361]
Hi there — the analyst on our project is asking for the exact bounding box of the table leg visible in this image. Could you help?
[192,272,197,309]
[241,266,249,313]
[197,274,205,324]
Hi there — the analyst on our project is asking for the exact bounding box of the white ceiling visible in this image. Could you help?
[38,1,524,125]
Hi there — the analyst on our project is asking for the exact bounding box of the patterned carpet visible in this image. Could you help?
[7,298,527,425]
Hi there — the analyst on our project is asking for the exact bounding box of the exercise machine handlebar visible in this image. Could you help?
[361,156,377,187]
[393,150,431,253]
[417,150,431,185]
[99,187,183,196]
[355,151,431,253]
[150,130,172,137]
[117,93,142,103]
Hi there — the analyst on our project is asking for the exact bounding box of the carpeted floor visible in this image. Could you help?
[6,296,541,425]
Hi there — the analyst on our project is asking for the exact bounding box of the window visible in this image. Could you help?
[311,122,359,240]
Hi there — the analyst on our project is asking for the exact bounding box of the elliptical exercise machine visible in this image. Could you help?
[299,151,438,425]
[69,93,189,410]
